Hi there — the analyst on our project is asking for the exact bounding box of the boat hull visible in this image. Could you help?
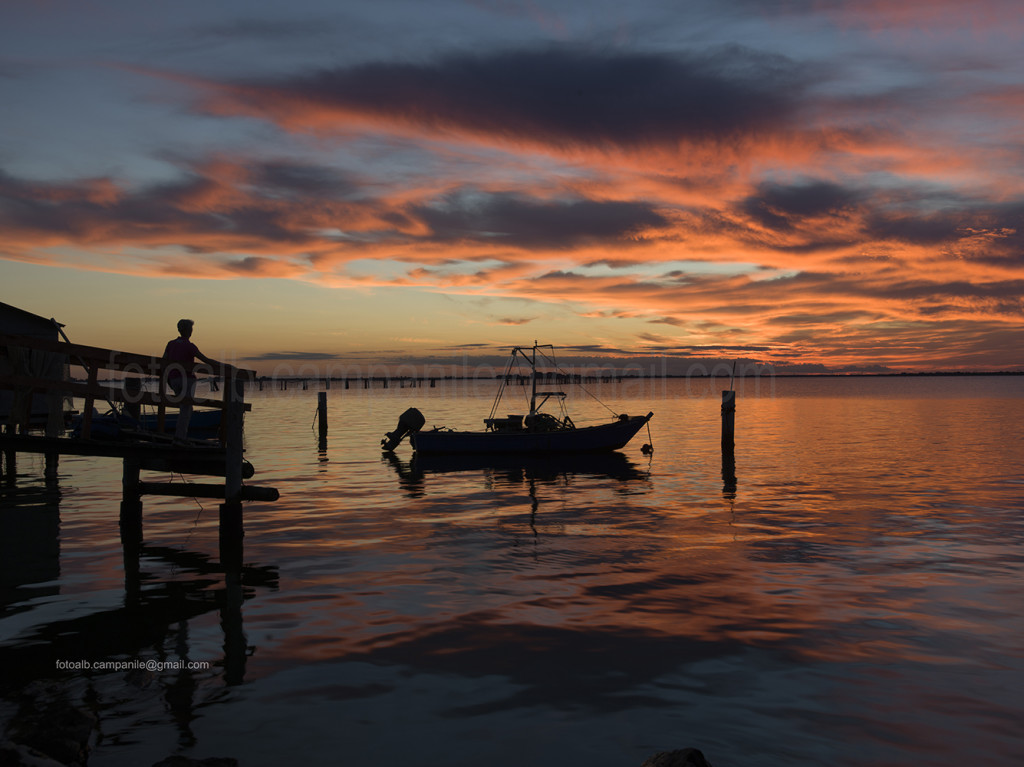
[410,412,652,455]
[138,409,222,436]
[73,409,223,440]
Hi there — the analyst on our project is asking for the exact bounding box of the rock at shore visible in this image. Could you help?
[641,748,714,767]
[151,757,240,767]
[3,682,97,766]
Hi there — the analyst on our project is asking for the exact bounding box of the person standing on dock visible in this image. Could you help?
[163,319,219,442]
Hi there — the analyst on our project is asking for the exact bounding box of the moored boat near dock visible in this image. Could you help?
[410,411,653,455]
[381,343,653,456]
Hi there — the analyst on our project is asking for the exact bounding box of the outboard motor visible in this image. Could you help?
[381,407,426,451]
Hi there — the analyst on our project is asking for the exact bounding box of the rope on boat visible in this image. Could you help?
[641,420,654,456]
[532,346,619,419]
[488,350,523,422]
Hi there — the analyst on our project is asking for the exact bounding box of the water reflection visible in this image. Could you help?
[384,450,651,495]
[722,443,737,497]
[0,469,281,758]
[2,541,277,683]
[4,380,1024,767]
[0,480,61,612]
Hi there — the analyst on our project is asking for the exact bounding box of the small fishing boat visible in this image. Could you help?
[381,343,653,456]
[137,409,222,437]
[72,408,222,440]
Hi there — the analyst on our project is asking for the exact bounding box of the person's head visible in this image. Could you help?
[177,319,194,338]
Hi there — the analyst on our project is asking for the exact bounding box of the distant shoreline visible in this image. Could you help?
[726,370,1024,378]
[75,370,1024,385]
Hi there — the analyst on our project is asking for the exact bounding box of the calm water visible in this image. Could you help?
[2,376,1023,766]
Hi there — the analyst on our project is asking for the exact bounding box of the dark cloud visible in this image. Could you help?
[0,162,353,253]
[857,194,1023,261]
[495,317,534,325]
[879,279,1024,302]
[412,193,668,249]
[583,258,649,269]
[251,162,357,200]
[223,45,811,149]
[244,351,340,361]
[766,310,879,326]
[741,180,862,231]
[864,210,963,245]
[0,161,668,256]
[735,179,1024,265]
[198,18,336,42]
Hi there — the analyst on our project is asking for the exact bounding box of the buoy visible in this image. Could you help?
[641,443,653,455]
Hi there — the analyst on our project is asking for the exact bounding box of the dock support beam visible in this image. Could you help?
[2,425,14,485]
[220,373,246,554]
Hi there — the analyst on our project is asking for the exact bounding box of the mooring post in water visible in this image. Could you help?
[721,389,736,449]
[317,391,328,446]
[721,388,737,494]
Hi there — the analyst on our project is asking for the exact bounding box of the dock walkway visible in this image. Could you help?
[0,332,279,546]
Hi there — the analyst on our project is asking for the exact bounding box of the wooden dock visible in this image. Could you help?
[0,332,278,552]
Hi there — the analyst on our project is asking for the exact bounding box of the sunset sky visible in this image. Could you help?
[2,0,1023,374]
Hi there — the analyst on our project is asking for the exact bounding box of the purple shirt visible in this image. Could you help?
[163,337,200,380]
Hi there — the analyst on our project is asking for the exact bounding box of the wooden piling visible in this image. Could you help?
[2,428,15,484]
[44,452,58,479]
[317,391,328,444]
[223,375,245,504]
[138,481,278,502]
[0,332,278,547]
[721,389,737,494]
[721,440,737,495]
[721,389,735,450]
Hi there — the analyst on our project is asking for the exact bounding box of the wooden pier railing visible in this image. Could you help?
[0,333,276,545]
[0,332,253,440]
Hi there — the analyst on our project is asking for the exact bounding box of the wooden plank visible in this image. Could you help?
[223,376,245,501]
[0,432,228,461]
[137,481,278,502]
[138,456,255,478]
[0,333,256,381]
[0,373,251,411]
[81,366,98,439]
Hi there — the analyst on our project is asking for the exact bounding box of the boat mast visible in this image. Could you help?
[529,340,538,416]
